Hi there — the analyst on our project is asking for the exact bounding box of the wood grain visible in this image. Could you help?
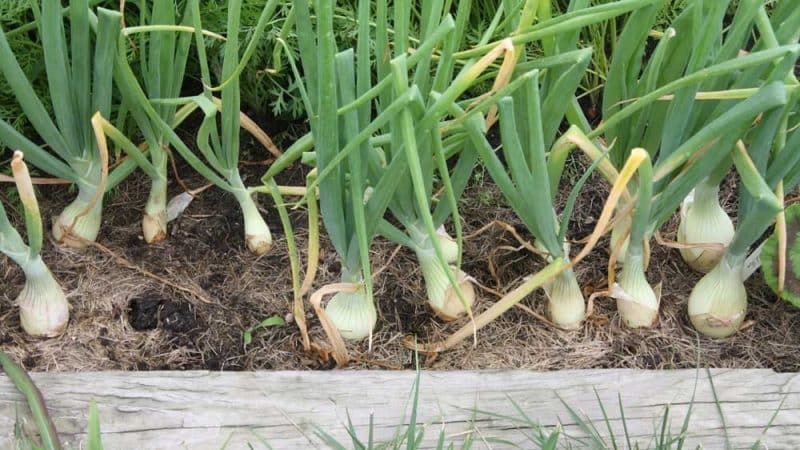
[1,369,798,449]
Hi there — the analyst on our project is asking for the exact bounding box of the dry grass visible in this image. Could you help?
[1,155,799,373]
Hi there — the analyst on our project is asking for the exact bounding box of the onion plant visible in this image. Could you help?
[687,2,800,337]
[287,0,471,357]
[367,0,482,322]
[456,37,593,328]
[394,0,659,352]
[673,1,799,275]
[278,0,657,363]
[115,1,195,243]
[575,0,799,329]
[0,0,137,247]
[467,78,591,328]
[94,0,281,255]
[365,0,549,322]
[452,0,595,329]
[1,152,68,337]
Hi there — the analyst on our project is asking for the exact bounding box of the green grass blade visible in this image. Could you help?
[87,401,102,450]
[706,368,730,450]
[557,393,606,448]
[0,25,70,160]
[750,396,786,450]
[593,388,618,450]
[406,352,423,450]
[618,393,633,450]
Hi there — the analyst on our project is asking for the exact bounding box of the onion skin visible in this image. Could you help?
[428,267,475,322]
[325,287,377,340]
[143,212,167,243]
[688,259,746,338]
[52,197,102,248]
[677,187,734,273]
[143,178,168,243]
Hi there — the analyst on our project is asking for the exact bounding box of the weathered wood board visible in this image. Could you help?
[1,369,798,449]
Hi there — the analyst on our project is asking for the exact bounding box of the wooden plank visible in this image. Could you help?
[1,369,798,449]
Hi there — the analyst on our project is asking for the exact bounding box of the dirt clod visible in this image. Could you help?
[128,297,161,331]
[160,302,196,334]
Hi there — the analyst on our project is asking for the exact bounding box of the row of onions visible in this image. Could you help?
[0,0,798,365]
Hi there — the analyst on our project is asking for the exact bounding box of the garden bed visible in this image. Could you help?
[1,137,798,373]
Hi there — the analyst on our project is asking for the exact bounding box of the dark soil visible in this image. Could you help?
[1,135,799,373]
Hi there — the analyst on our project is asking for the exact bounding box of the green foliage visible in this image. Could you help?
[0,2,49,133]
[193,0,303,119]
[566,0,688,107]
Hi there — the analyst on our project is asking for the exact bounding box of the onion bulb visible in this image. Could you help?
[678,186,734,273]
[52,194,102,248]
[614,253,659,328]
[415,248,475,321]
[544,269,585,329]
[325,284,377,340]
[688,258,746,338]
[233,189,272,255]
[412,227,475,320]
[17,256,69,337]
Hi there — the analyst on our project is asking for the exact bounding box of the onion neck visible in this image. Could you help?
[18,256,69,337]
[409,224,474,320]
[408,224,459,264]
[610,211,631,264]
